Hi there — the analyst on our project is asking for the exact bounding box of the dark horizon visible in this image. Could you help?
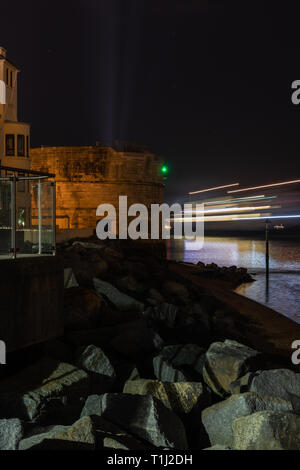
[2,0,300,202]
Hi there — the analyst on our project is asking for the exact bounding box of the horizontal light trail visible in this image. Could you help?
[171,213,266,222]
[232,214,300,221]
[171,213,300,222]
[183,205,274,215]
[203,195,277,206]
[227,179,300,194]
[189,183,239,195]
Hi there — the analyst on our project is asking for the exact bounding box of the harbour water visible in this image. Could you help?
[167,237,300,323]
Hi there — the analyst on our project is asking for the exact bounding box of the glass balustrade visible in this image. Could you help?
[0,166,56,258]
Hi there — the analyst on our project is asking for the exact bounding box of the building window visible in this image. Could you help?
[5,68,9,85]
[5,134,15,156]
[17,135,25,156]
[26,136,29,157]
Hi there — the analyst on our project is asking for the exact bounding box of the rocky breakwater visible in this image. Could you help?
[0,238,300,450]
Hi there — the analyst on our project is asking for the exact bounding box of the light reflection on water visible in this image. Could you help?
[167,237,300,323]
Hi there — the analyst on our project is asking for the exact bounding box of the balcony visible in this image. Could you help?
[0,165,56,258]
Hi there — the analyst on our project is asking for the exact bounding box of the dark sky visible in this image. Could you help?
[2,0,300,202]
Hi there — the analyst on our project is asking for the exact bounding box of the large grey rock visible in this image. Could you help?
[142,303,179,328]
[231,369,300,409]
[72,241,105,251]
[123,379,207,414]
[80,393,188,449]
[0,358,89,424]
[202,392,293,447]
[19,424,69,450]
[182,302,212,331]
[127,366,140,381]
[116,275,145,295]
[93,278,144,312]
[66,319,148,348]
[89,416,148,450]
[147,288,165,305]
[153,344,205,382]
[63,246,108,285]
[64,286,102,330]
[76,345,115,378]
[233,411,300,450]
[103,434,149,450]
[64,267,79,288]
[153,359,188,382]
[203,339,260,396]
[113,363,140,391]
[111,327,164,359]
[203,444,233,450]
[0,419,23,450]
[103,437,147,450]
[19,416,96,450]
[162,281,190,305]
[20,415,148,450]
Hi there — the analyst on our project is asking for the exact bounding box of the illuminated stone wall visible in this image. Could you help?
[30,146,164,229]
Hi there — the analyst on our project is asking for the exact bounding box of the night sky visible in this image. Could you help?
[2,1,300,202]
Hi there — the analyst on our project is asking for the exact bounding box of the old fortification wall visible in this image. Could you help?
[30,146,164,229]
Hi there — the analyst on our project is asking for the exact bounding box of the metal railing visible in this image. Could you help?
[0,165,56,259]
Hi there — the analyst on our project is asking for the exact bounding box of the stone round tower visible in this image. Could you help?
[30,145,165,230]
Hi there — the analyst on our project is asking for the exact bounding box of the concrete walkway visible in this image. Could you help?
[171,263,300,363]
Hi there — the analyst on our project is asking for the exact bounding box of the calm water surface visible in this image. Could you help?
[167,237,300,323]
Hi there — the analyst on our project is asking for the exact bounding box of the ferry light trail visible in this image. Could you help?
[189,183,239,195]
[182,205,275,214]
[227,179,300,194]
[232,214,300,221]
[172,213,266,222]
[204,195,277,205]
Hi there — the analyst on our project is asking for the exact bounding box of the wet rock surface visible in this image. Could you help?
[1,238,299,450]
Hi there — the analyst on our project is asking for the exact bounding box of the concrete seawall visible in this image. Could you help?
[171,262,300,362]
[0,256,64,351]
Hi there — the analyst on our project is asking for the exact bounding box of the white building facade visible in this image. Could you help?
[0,46,30,167]
[0,46,31,227]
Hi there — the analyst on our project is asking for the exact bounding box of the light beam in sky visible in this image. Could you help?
[189,183,239,195]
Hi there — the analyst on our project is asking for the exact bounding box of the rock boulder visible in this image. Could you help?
[203,339,260,396]
[80,393,188,449]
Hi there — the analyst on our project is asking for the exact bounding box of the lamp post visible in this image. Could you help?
[265,218,271,278]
